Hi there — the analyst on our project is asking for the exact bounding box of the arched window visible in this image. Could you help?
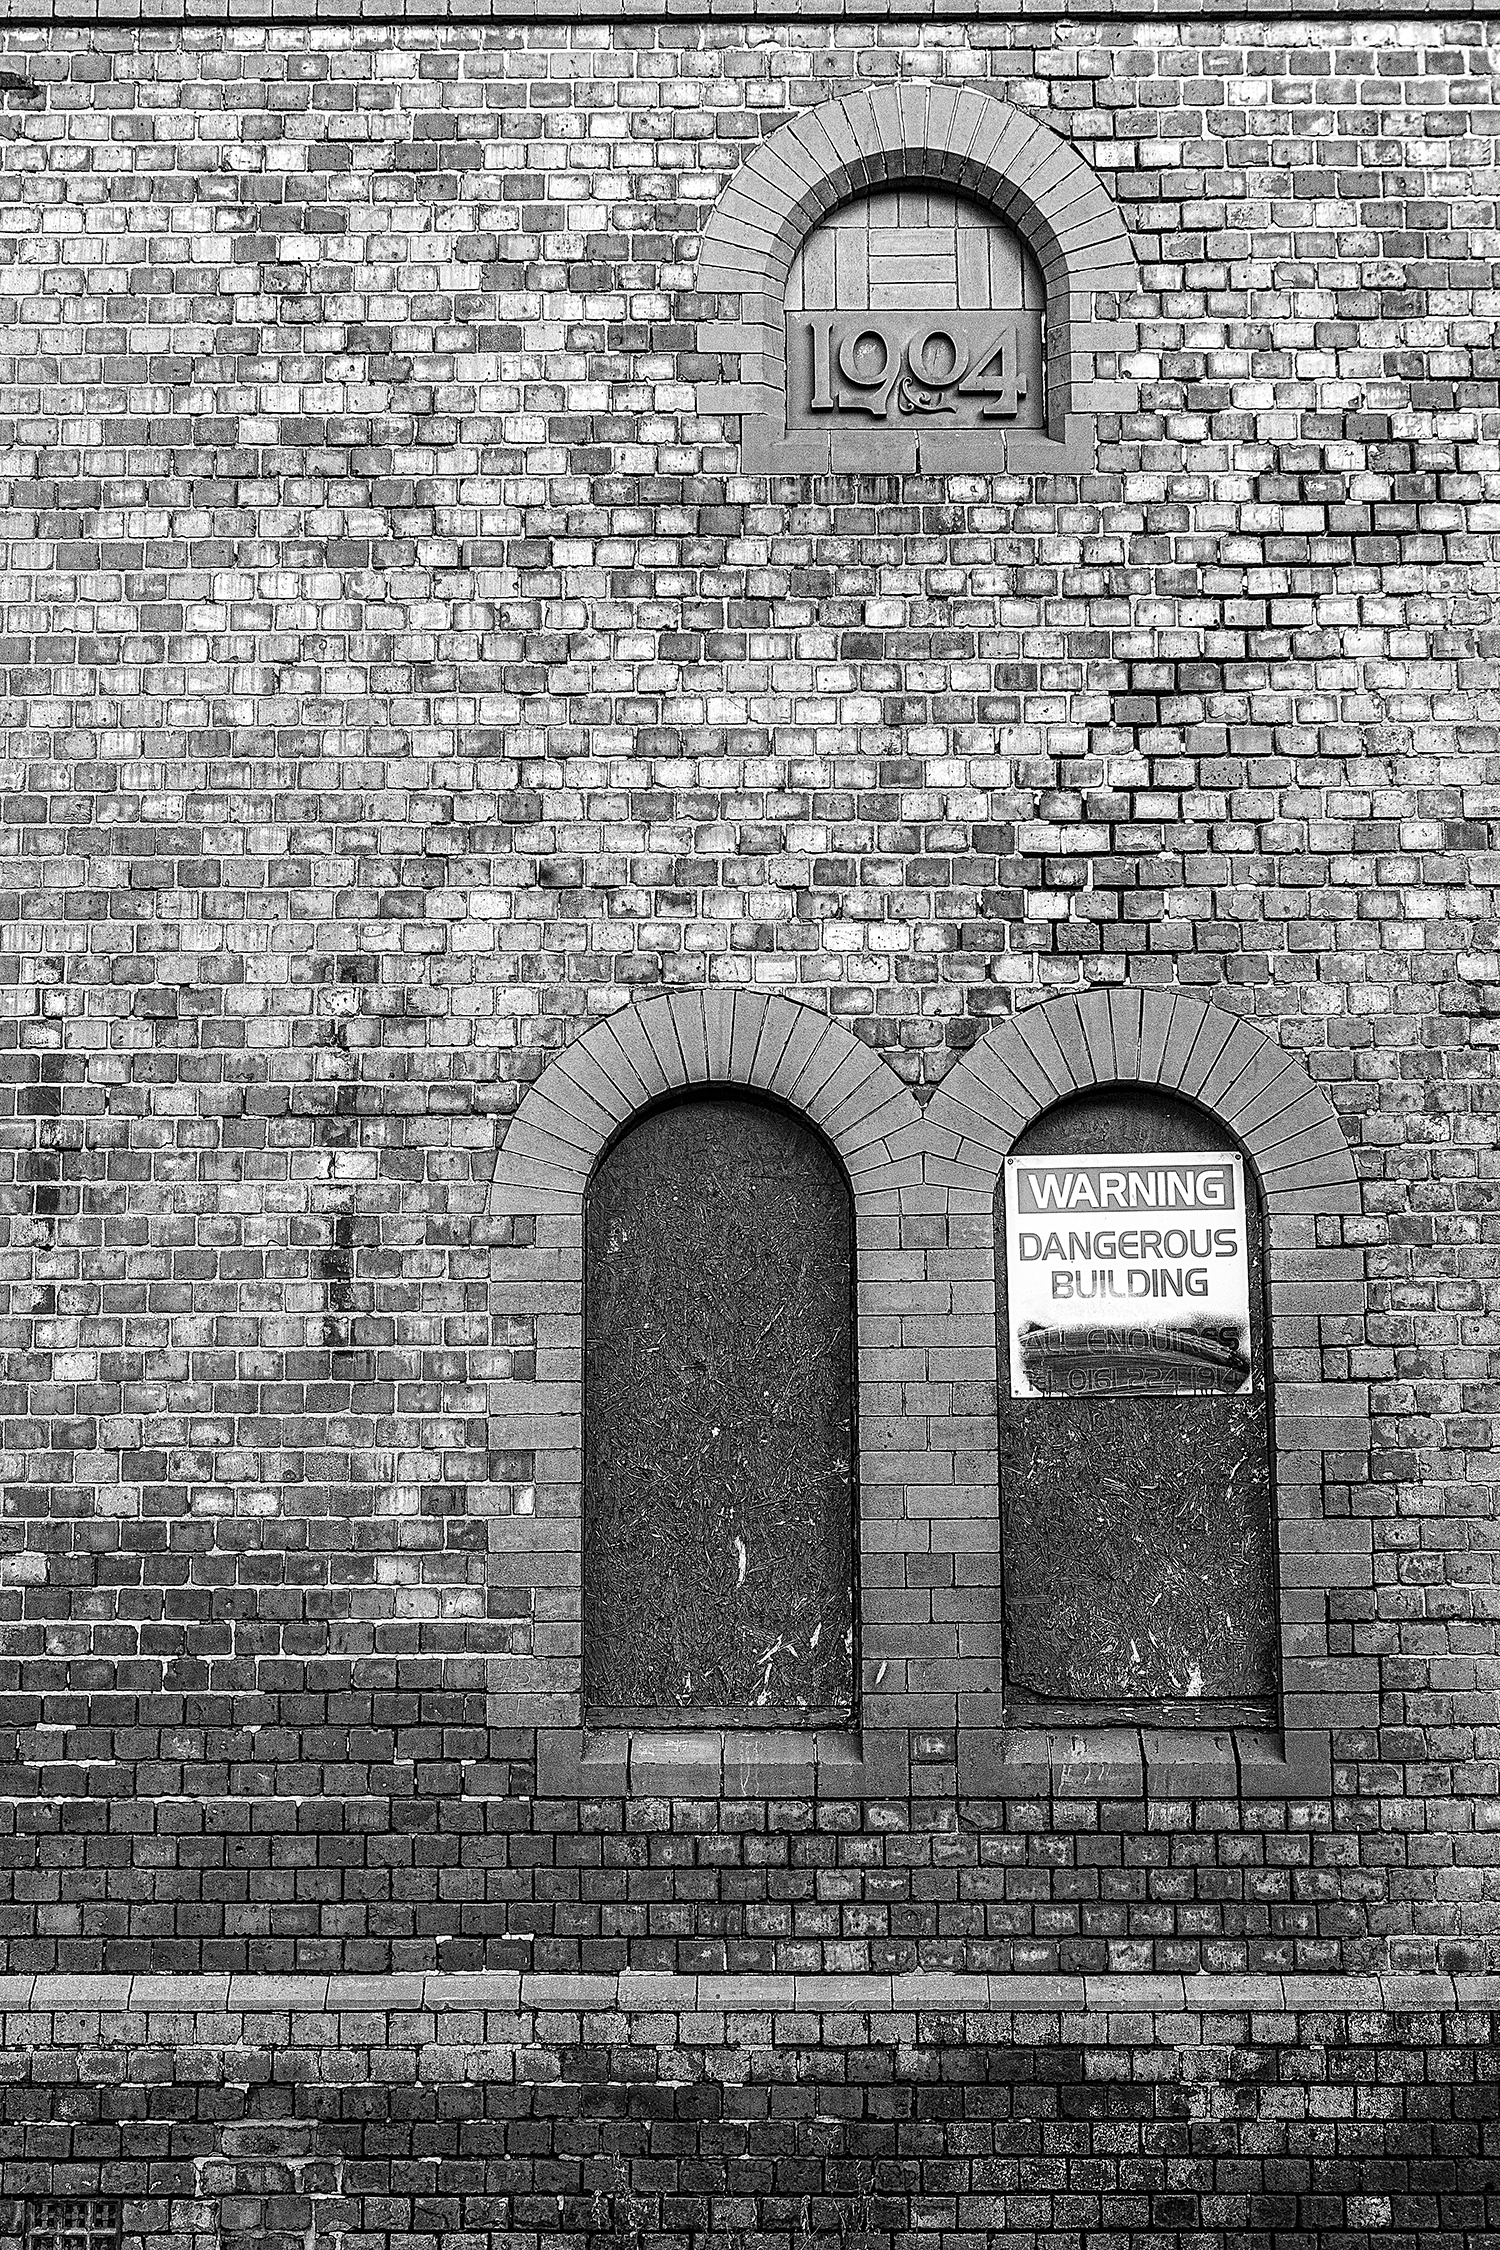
[996,1087,1279,1724]
[583,1094,856,1727]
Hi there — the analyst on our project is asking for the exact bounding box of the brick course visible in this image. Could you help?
[0,1978,1495,2250]
[0,14,1495,2244]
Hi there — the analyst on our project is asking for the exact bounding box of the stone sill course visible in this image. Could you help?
[525,1721,1328,1799]
[0,1970,1494,2022]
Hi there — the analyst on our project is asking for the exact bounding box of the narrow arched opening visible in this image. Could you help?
[583,1092,857,1726]
[996,1085,1280,1726]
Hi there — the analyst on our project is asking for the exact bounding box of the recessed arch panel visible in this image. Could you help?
[484,989,927,1790]
[927,986,1373,1796]
[691,85,1141,474]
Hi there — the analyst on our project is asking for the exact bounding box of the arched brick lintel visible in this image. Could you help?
[489,990,921,1218]
[926,987,1372,1466]
[696,89,1136,304]
[693,85,1141,475]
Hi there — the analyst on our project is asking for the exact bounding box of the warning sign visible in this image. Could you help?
[1003,1152,1253,1399]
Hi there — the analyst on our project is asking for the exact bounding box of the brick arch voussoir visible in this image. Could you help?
[927,990,1358,1210]
[695,88,1136,319]
[487,993,921,1221]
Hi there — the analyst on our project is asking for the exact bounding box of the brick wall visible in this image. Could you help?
[0,1974,1495,2249]
[0,15,1495,2244]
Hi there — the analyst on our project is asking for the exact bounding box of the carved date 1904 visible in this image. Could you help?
[787,309,1045,430]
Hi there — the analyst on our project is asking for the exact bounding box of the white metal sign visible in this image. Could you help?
[1003,1152,1253,1399]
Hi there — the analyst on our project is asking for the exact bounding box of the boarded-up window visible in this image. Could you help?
[996,1088,1279,1722]
[583,1095,855,1725]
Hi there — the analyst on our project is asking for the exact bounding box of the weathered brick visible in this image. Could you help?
[0,18,1491,2242]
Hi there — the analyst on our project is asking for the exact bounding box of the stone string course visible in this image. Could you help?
[3,1966,1498,2015]
[0,15,1496,2247]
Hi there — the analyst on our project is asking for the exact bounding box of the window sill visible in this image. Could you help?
[505,1723,1331,1804]
[533,1726,911,1801]
[740,414,1094,478]
[958,1724,1330,1800]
